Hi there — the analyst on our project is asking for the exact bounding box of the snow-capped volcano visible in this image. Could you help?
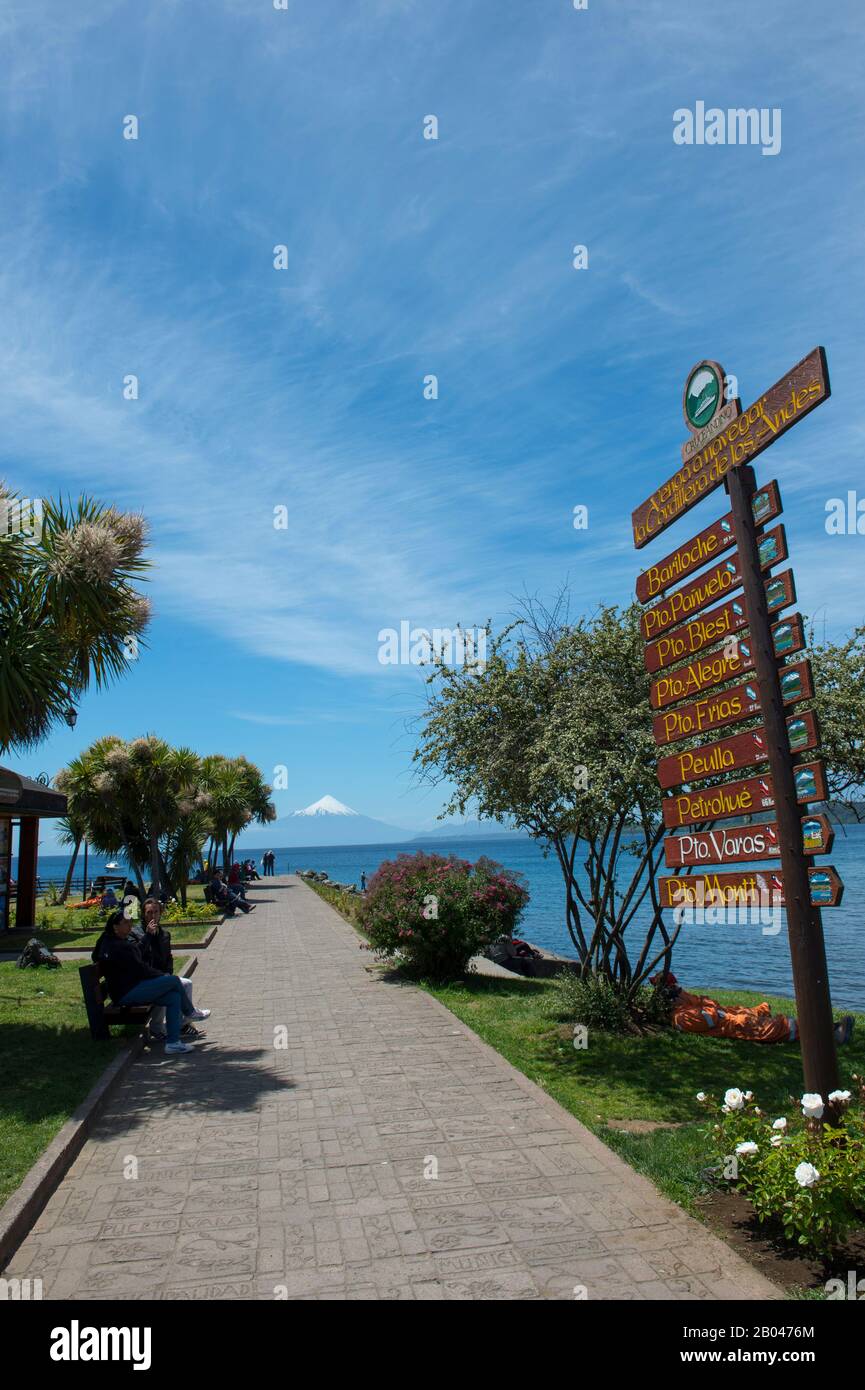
[292,795,359,818]
[237,795,415,847]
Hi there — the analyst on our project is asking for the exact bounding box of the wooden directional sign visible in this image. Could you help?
[653,659,814,747]
[636,481,782,604]
[658,865,844,910]
[644,572,796,673]
[640,525,787,641]
[656,708,819,791]
[650,615,805,710]
[662,760,827,830]
[664,813,833,867]
[632,348,830,548]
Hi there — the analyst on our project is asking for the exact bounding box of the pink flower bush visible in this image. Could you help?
[358,851,529,980]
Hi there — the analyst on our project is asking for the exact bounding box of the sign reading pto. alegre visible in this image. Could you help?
[631,348,829,548]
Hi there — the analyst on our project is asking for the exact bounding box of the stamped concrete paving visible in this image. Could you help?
[8,877,780,1301]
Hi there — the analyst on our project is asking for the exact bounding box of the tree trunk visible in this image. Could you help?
[59,838,81,904]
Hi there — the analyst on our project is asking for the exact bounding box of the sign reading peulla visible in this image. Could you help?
[636,481,782,605]
[656,708,819,791]
[631,348,829,549]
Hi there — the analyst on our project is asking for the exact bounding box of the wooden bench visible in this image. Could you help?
[78,963,151,1041]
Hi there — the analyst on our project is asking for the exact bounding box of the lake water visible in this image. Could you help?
[18,826,865,1009]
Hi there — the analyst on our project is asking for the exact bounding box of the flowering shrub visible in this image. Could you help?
[357,851,528,980]
[698,1080,865,1252]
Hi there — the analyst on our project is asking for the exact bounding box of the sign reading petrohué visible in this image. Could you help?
[633,348,841,1104]
[631,348,829,549]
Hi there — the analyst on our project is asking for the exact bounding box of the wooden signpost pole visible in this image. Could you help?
[725,462,839,1102]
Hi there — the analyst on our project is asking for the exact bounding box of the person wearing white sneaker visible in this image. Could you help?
[137,900,210,1038]
[92,911,203,1051]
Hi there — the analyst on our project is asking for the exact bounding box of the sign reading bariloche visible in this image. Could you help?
[639,525,787,639]
[632,346,840,1106]
[631,348,829,549]
[635,480,782,604]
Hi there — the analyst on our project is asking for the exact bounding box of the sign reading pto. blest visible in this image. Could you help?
[631,348,829,549]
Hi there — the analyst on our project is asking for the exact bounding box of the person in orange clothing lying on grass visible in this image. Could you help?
[650,973,855,1046]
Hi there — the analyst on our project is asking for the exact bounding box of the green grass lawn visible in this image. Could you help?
[422,974,865,1215]
[4,889,217,951]
[0,955,193,1209]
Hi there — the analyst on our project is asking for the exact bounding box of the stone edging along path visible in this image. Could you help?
[0,956,199,1272]
[2,879,780,1300]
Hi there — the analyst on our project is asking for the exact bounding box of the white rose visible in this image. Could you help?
[771,1117,787,1131]
[828,1090,851,1104]
[795,1161,820,1188]
[801,1093,824,1120]
[744,1091,754,1101]
[696,1092,706,1102]
[735,1141,759,1156]
[724,1088,745,1112]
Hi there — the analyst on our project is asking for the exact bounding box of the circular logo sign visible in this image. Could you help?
[683,360,725,433]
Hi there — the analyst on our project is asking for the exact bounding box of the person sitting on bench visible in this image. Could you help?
[138,898,204,1041]
[92,908,210,1054]
[210,868,255,915]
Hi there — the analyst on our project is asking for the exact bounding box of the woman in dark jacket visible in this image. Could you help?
[139,898,204,1041]
[91,908,207,1053]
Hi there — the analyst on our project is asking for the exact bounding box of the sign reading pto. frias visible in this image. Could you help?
[631,348,829,548]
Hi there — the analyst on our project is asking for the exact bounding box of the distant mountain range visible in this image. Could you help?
[235,796,527,848]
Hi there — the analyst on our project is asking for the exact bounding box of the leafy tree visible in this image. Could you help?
[0,488,150,752]
[807,623,865,820]
[414,602,688,1008]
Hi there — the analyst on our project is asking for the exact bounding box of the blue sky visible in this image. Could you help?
[2,0,864,844]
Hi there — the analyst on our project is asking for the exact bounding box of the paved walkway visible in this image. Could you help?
[8,877,779,1300]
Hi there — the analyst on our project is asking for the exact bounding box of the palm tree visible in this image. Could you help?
[126,737,201,894]
[55,737,148,896]
[0,488,150,753]
[201,755,276,870]
[56,809,88,903]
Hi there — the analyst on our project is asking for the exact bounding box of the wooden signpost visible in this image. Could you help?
[633,347,840,1106]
